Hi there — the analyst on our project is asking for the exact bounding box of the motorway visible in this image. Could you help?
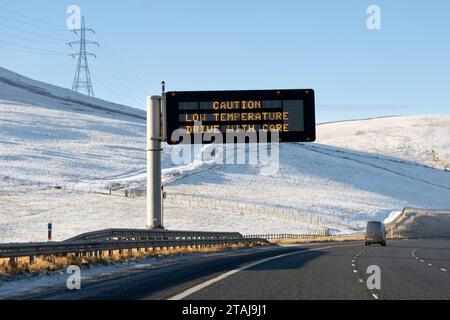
[12,239,450,300]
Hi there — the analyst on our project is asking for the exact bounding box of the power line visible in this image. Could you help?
[96,49,151,95]
[0,39,67,55]
[0,46,66,56]
[0,13,67,32]
[0,21,69,42]
[98,47,148,92]
[95,57,146,99]
[90,65,128,100]
[0,4,67,30]
[90,64,144,107]
[0,32,63,45]
[100,44,158,92]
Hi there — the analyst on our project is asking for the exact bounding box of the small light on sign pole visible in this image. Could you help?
[48,223,53,241]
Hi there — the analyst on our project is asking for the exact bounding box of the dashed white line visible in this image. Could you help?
[372,293,380,300]
[353,270,358,274]
[412,249,446,271]
[359,279,364,284]
[168,243,359,300]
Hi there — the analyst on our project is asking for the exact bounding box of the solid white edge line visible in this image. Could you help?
[168,244,358,300]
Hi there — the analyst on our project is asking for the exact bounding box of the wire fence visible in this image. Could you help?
[1,176,119,195]
[244,232,364,241]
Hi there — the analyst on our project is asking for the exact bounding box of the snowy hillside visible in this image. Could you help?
[1,66,450,242]
[0,66,146,189]
[318,116,450,171]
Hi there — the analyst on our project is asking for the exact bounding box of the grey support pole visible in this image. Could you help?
[147,96,163,229]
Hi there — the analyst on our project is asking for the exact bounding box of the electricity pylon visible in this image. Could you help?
[68,16,99,97]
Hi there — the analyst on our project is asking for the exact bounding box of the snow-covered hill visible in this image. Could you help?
[318,116,450,171]
[0,66,147,189]
[1,66,450,242]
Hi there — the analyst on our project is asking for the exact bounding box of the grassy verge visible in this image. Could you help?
[0,242,266,277]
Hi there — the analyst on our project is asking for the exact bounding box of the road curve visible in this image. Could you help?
[11,240,450,300]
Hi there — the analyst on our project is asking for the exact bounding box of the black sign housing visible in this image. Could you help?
[165,89,316,144]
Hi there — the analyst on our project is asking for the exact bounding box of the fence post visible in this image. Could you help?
[9,257,17,267]
[48,223,53,241]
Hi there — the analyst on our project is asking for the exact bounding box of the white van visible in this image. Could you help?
[365,221,387,246]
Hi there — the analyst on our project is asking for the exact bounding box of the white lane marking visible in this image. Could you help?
[352,260,355,263]
[359,279,364,283]
[441,268,447,272]
[168,244,359,300]
[411,249,418,258]
[372,293,380,300]
[420,260,425,263]
[428,263,433,267]
[352,264,356,267]
[353,270,358,273]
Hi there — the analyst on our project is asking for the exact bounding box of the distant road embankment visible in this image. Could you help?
[387,208,450,239]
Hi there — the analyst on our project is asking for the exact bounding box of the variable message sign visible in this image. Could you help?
[165,89,315,144]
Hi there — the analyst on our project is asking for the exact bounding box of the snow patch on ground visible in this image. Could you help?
[384,211,403,224]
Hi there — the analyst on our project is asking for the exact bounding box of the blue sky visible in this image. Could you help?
[0,0,449,123]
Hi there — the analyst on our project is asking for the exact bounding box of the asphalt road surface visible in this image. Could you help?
[11,239,450,300]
